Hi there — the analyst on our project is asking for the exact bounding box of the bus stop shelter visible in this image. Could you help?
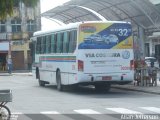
[41,0,160,34]
[41,0,160,58]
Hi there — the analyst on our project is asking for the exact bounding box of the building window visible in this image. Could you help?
[27,20,35,32]
[12,40,24,45]
[0,20,6,33]
[11,19,21,32]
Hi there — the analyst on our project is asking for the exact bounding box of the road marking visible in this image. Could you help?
[106,108,142,114]
[140,107,160,113]
[40,111,60,114]
[11,112,23,115]
[74,109,101,114]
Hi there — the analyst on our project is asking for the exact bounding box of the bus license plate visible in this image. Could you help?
[102,76,112,80]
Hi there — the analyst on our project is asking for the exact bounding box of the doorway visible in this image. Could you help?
[0,53,7,71]
[155,44,160,58]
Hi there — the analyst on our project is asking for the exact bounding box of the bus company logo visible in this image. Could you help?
[81,26,96,33]
[122,50,130,59]
[85,53,120,58]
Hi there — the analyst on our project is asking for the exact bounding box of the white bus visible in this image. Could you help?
[30,21,135,91]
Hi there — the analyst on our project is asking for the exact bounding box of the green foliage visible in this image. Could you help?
[0,0,13,19]
[22,0,38,7]
[0,0,39,20]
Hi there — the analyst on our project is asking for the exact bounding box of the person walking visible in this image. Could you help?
[2,61,6,71]
[7,58,13,74]
[147,62,157,86]
[158,56,160,68]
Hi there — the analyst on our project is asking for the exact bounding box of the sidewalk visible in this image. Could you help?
[112,80,160,95]
[0,70,32,76]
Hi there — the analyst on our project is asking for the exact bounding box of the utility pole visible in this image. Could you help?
[7,33,12,58]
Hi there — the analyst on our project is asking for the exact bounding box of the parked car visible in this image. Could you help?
[145,57,159,68]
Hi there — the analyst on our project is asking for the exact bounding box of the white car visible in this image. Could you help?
[102,34,119,44]
[145,57,159,68]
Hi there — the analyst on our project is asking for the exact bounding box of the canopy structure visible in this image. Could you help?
[42,0,160,34]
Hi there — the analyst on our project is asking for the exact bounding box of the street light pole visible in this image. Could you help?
[7,33,12,58]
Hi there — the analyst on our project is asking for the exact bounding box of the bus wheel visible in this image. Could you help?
[37,71,45,87]
[56,70,63,91]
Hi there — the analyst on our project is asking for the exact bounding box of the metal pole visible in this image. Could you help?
[7,33,12,58]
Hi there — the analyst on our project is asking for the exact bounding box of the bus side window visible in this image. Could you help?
[48,35,51,53]
[73,30,77,51]
[57,33,63,53]
[46,35,51,53]
[69,30,77,53]
[36,38,39,54]
[67,31,70,53]
[61,33,64,53]
[40,37,43,54]
[51,34,57,53]
[63,32,69,53]
[36,37,41,54]
[41,36,46,54]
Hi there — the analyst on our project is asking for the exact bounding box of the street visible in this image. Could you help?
[0,74,160,120]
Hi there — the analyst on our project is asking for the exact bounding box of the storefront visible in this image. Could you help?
[0,42,9,71]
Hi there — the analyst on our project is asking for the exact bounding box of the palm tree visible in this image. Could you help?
[0,0,39,19]
[0,0,13,19]
[21,0,39,7]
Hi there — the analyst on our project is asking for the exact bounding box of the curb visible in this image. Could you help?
[0,73,33,76]
[12,73,33,76]
[112,86,160,95]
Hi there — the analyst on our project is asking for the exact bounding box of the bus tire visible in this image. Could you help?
[0,104,11,120]
[37,71,45,87]
[56,70,63,91]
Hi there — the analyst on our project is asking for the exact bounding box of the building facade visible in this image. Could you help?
[0,0,41,71]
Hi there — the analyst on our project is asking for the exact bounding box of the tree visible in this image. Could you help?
[0,0,13,19]
[0,0,39,20]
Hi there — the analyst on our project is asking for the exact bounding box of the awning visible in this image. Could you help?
[0,42,9,51]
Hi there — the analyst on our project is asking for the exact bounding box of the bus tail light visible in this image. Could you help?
[78,60,84,71]
[130,60,135,70]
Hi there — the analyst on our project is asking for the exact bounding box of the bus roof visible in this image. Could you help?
[34,21,131,36]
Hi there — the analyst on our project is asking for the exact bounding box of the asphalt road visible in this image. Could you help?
[0,74,160,120]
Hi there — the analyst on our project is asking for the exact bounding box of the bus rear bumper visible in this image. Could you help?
[75,73,133,85]
[77,81,132,86]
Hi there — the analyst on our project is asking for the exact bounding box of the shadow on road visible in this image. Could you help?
[41,84,150,99]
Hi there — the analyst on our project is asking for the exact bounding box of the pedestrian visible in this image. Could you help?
[147,62,157,86]
[2,61,6,71]
[158,56,160,68]
[7,58,13,74]
[28,56,32,72]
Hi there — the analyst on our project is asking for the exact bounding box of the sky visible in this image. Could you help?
[40,0,70,30]
[149,0,160,4]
